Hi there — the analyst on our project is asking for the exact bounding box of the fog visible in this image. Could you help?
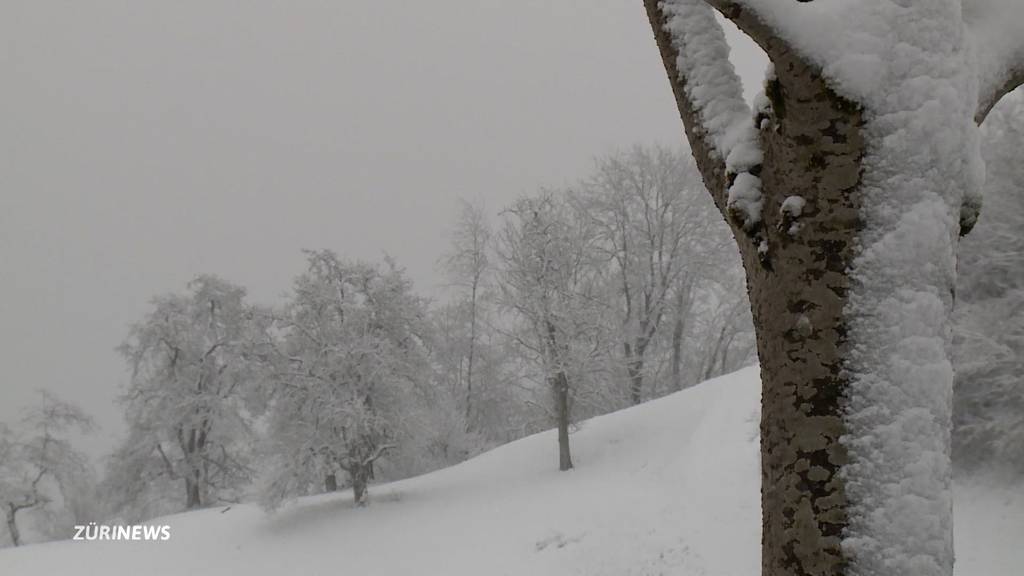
[0,1,766,458]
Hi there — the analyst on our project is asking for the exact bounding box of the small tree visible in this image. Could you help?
[0,392,94,547]
[496,193,606,471]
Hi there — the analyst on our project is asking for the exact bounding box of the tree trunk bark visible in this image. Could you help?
[742,51,866,576]
[644,5,865,569]
[465,281,478,428]
[627,357,644,405]
[5,507,20,547]
[670,286,688,391]
[350,465,370,506]
[554,370,573,471]
[185,475,202,509]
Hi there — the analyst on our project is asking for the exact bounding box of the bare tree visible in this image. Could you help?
[644,1,1024,574]
[440,198,492,428]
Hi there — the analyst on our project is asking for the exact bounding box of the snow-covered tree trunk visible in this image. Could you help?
[644,1,1024,575]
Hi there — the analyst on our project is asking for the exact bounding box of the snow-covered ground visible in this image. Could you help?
[1,366,1020,575]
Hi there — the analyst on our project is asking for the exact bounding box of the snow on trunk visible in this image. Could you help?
[735,1,985,574]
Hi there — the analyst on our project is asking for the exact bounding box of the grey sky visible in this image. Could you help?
[1,1,765,459]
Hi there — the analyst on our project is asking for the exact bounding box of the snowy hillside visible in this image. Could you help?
[1,367,1020,576]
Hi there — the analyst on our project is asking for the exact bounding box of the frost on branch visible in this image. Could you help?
[659,0,763,233]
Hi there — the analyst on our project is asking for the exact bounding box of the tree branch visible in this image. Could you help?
[156,442,180,479]
[977,65,1024,125]
[644,0,731,209]
[644,0,765,241]
[361,444,396,467]
[702,0,794,61]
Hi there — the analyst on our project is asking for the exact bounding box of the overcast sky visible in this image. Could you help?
[1,1,766,459]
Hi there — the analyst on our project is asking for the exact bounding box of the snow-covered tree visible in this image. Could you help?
[496,193,607,471]
[954,88,1024,477]
[0,392,95,547]
[576,145,733,403]
[112,276,268,516]
[643,1,1024,574]
[260,251,432,507]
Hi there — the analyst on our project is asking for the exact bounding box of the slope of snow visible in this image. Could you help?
[1,366,1020,575]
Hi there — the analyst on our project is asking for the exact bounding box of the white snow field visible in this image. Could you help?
[1,367,1020,575]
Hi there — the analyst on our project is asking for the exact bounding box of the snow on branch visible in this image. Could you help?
[976,64,1024,125]
[645,0,763,234]
[702,0,800,59]
[965,0,1024,123]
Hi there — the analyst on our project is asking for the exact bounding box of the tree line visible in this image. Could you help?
[1,145,756,544]
[3,117,1021,544]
